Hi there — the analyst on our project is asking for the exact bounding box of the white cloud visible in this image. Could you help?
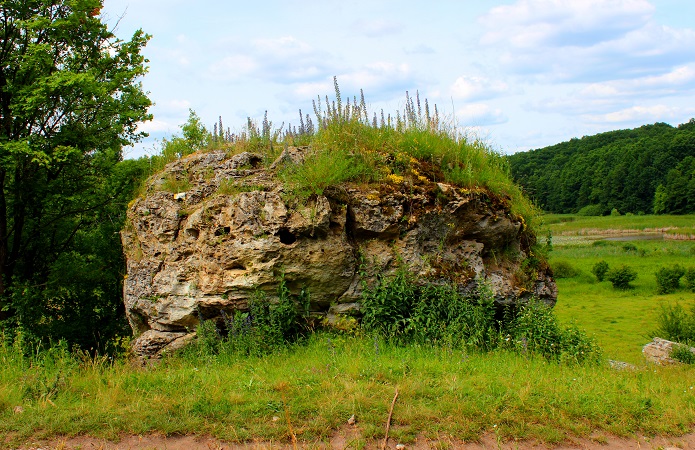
[580,64,695,98]
[450,76,510,101]
[527,64,695,117]
[583,105,695,124]
[340,63,413,91]
[480,0,653,48]
[455,104,508,126]
[479,0,695,83]
[136,118,177,134]
[527,96,626,116]
[206,36,334,84]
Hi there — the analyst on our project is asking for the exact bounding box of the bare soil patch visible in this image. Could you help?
[14,429,695,450]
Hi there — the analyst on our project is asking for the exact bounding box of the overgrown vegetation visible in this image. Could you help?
[5,214,695,446]
[360,268,601,364]
[187,275,310,357]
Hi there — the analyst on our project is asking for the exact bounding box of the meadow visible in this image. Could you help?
[548,214,695,364]
[2,216,695,448]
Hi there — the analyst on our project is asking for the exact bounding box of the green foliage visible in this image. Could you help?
[151,110,210,172]
[610,208,621,216]
[670,344,695,364]
[160,172,192,193]
[507,300,602,364]
[360,268,601,363]
[280,147,375,198]
[551,260,580,278]
[653,156,695,214]
[592,260,610,282]
[654,264,686,294]
[655,303,695,345]
[185,275,310,357]
[508,121,695,214]
[684,267,695,292]
[577,204,606,216]
[606,265,638,289]
[0,0,151,349]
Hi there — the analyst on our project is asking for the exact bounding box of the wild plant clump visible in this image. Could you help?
[360,268,601,364]
[670,343,695,364]
[591,260,610,282]
[655,264,686,294]
[606,265,638,289]
[655,303,695,345]
[183,275,310,358]
[551,260,579,278]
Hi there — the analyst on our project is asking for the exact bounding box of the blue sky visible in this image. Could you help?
[101,0,695,158]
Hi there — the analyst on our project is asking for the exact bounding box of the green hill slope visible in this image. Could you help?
[508,119,695,214]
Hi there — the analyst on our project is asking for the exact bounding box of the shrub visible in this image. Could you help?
[577,204,605,216]
[684,267,695,292]
[622,243,638,252]
[606,265,637,289]
[552,260,579,278]
[670,344,695,364]
[591,260,610,282]
[610,208,621,216]
[655,265,686,294]
[655,303,695,345]
[505,300,602,364]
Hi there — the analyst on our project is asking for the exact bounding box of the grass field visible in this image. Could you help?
[548,214,695,364]
[2,214,695,447]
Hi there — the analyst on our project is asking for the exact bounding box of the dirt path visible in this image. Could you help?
[14,430,695,450]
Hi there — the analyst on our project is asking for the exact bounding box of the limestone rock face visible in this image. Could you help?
[643,337,695,365]
[122,148,557,356]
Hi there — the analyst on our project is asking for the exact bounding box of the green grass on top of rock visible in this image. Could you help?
[147,78,539,232]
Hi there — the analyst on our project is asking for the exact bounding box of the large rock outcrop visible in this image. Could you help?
[122,148,556,356]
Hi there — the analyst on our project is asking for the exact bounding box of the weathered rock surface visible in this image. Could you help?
[643,337,695,365]
[122,147,557,356]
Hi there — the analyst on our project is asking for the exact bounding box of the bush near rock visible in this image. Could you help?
[122,145,556,357]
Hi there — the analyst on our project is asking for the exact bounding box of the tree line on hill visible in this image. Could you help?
[507,120,695,215]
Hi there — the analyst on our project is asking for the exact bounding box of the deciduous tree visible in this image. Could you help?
[0,0,151,346]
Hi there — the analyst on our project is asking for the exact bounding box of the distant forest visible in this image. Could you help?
[507,119,695,215]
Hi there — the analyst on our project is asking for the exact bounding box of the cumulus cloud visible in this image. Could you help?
[450,76,510,101]
[479,0,695,83]
[580,64,695,98]
[583,105,695,124]
[206,36,334,83]
[527,63,695,117]
[455,104,508,126]
[480,0,653,48]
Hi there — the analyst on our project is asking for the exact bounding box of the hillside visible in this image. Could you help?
[507,119,695,215]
